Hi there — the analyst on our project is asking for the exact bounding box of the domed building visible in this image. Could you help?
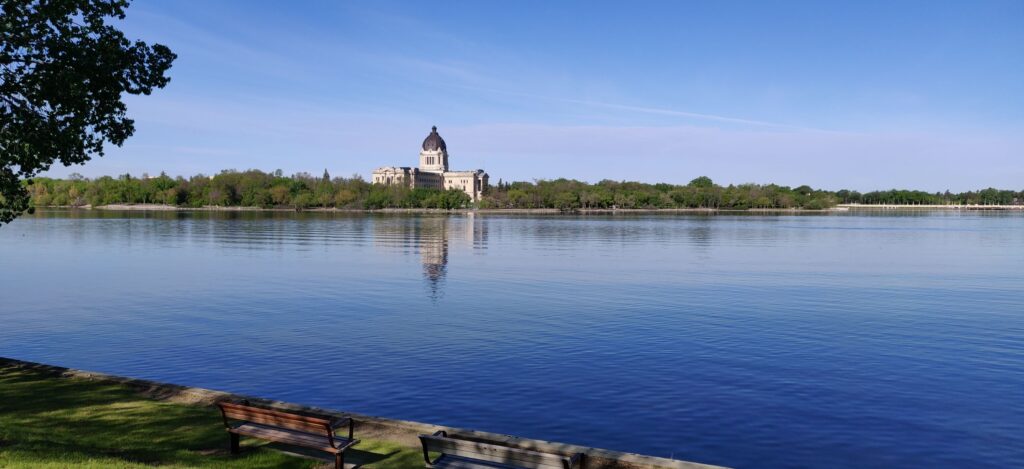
[371,126,489,202]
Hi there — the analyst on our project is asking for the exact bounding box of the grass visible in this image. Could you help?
[0,364,423,468]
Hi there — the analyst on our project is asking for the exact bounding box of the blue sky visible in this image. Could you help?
[51,1,1023,191]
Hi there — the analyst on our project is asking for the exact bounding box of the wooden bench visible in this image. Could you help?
[419,431,583,469]
[218,401,358,469]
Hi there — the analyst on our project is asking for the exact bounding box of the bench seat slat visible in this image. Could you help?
[220,402,332,434]
[224,410,329,434]
[431,448,567,469]
[433,454,528,469]
[231,422,355,453]
[220,402,332,424]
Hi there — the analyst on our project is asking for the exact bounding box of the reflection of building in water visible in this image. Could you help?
[463,212,489,251]
[372,215,488,300]
[419,218,449,299]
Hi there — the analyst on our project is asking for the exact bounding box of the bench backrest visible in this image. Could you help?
[218,402,332,436]
[420,433,579,469]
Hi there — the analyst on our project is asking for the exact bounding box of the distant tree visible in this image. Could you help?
[553,191,579,210]
[315,184,334,207]
[269,185,290,205]
[688,176,714,189]
[0,0,176,223]
[334,188,357,207]
[291,192,314,209]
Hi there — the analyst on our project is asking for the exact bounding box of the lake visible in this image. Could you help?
[1,210,1022,468]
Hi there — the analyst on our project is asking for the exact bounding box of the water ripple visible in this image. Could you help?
[1,210,1022,468]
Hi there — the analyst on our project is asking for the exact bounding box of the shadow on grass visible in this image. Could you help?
[0,364,420,469]
[267,443,403,467]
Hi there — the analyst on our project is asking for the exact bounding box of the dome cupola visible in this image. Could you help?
[422,125,447,152]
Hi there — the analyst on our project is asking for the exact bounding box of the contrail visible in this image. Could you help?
[560,99,794,128]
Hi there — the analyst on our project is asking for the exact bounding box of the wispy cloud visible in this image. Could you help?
[557,98,832,132]
[432,80,838,132]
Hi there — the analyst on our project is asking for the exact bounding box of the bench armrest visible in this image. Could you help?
[336,437,360,452]
[331,416,355,440]
[419,431,448,466]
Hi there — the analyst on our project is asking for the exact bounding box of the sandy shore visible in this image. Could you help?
[837,204,1023,210]
[45,203,1022,213]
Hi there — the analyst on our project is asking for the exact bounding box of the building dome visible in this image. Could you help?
[422,126,447,152]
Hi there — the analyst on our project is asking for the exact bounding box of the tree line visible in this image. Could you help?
[483,176,840,209]
[22,169,1023,211]
[23,169,471,210]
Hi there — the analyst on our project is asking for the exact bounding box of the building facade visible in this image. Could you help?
[372,126,489,202]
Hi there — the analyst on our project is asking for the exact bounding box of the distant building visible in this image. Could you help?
[372,126,488,202]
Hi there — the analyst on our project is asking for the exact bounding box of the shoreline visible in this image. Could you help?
[836,203,1023,210]
[0,356,724,469]
[32,203,1024,214]
[37,203,836,214]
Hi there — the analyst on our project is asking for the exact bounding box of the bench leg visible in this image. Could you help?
[335,452,344,469]
[230,433,240,455]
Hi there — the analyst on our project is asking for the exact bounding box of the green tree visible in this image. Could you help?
[334,188,357,207]
[1,0,176,223]
[269,185,290,206]
[689,176,714,189]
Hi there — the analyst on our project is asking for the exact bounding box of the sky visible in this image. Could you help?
[47,0,1024,191]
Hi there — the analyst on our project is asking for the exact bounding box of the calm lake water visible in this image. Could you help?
[2,210,1022,468]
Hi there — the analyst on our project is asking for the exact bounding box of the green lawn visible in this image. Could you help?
[0,364,423,468]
